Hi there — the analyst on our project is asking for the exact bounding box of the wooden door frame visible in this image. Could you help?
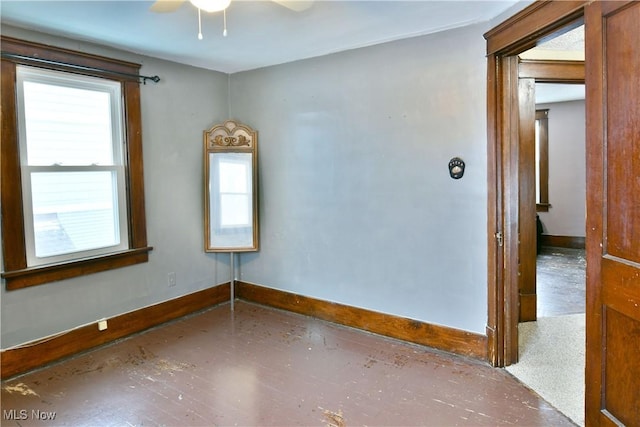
[484,0,588,367]
[518,60,585,325]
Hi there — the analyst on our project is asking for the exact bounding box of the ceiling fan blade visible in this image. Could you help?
[271,0,314,12]
[150,0,186,13]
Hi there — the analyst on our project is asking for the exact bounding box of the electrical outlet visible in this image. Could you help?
[168,272,176,287]
[98,319,108,331]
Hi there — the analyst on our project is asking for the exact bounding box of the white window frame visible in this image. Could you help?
[16,65,129,267]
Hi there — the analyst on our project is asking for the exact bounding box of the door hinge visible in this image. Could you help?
[495,232,503,247]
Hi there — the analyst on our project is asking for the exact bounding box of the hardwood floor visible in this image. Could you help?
[1,301,574,426]
[537,246,586,317]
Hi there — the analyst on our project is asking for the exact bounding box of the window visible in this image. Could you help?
[535,109,550,212]
[1,37,151,290]
[18,66,129,266]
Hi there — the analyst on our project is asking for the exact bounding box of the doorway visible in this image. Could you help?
[484,1,587,368]
[501,26,587,426]
[486,2,640,425]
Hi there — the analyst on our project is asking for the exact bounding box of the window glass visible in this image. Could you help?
[30,171,122,258]
[22,81,115,165]
[535,109,549,211]
[535,119,541,204]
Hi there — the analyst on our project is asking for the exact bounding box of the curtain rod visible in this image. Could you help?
[1,52,161,84]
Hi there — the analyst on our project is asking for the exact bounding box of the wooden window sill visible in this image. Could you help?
[2,247,153,290]
[536,203,551,212]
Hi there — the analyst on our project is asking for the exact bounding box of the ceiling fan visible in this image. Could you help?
[150,0,313,14]
[150,0,313,39]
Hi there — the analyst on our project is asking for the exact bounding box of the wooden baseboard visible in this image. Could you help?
[1,283,230,380]
[540,234,585,249]
[235,281,487,361]
[2,280,490,378]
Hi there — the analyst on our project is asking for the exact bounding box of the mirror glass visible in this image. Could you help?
[209,152,253,248]
[204,120,258,252]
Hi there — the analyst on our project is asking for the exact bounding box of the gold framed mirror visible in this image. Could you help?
[204,120,259,252]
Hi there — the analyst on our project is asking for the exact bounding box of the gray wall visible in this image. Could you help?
[1,26,231,348]
[2,21,491,348]
[537,99,586,237]
[231,23,489,334]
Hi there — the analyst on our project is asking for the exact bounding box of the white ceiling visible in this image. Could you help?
[536,83,584,104]
[0,0,522,73]
[522,24,584,62]
[524,25,585,104]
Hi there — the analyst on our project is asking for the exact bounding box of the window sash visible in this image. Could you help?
[21,165,129,266]
[16,65,124,167]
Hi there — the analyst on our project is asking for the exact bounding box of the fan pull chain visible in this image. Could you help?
[197,8,203,40]
[223,9,228,37]
[195,6,228,40]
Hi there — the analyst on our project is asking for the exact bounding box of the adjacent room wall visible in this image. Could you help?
[536,99,586,238]
[230,23,489,334]
[0,26,231,348]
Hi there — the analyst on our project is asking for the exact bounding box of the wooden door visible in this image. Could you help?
[585,1,640,425]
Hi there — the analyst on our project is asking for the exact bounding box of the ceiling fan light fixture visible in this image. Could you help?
[189,0,231,13]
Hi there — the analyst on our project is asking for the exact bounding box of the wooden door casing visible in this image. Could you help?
[585,1,640,425]
[518,77,537,323]
[484,0,588,367]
